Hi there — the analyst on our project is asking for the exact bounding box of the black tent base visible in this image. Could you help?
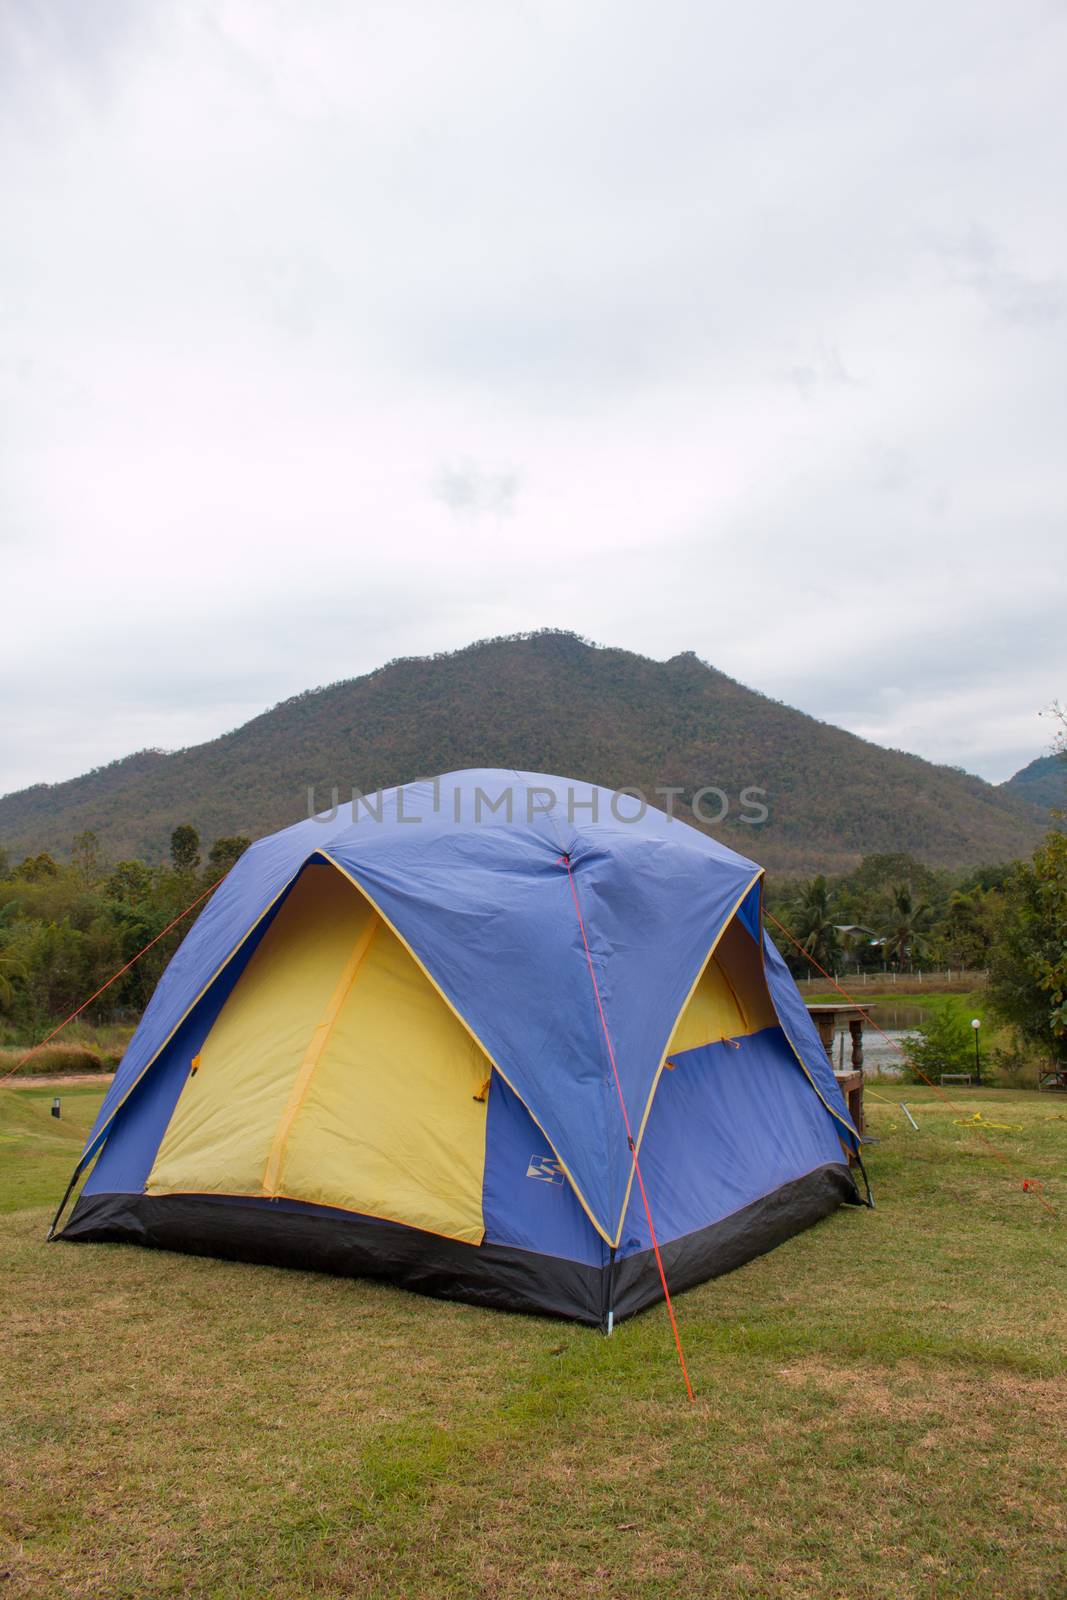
[58,1163,860,1327]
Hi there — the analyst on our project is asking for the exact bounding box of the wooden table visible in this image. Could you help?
[806,1003,866,1136]
[833,1070,864,1136]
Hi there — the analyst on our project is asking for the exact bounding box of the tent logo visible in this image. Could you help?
[526,1153,565,1185]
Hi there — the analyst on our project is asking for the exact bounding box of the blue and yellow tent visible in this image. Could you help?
[55,770,862,1324]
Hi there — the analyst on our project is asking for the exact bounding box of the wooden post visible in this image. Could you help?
[849,1018,864,1072]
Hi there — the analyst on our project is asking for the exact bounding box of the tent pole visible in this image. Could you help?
[46,1161,84,1241]
[603,1246,617,1336]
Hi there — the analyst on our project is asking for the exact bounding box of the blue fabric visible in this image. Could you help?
[482,1073,604,1267]
[84,1004,219,1196]
[321,776,760,1239]
[615,1025,849,1257]
[77,768,852,1244]
[736,880,762,943]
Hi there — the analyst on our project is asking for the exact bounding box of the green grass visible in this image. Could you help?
[1,1083,1065,1599]
[0,1085,103,1212]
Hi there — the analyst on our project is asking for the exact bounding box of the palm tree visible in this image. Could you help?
[883,884,932,970]
[789,876,841,974]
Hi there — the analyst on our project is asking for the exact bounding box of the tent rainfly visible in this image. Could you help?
[54,770,863,1325]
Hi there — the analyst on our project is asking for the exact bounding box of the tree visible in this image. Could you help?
[170,825,201,875]
[939,886,1000,969]
[958,863,1015,895]
[901,1003,974,1084]
[840,853,942,906]
[788,876,841,973]
[834,924,880,968]
[988,831,1067,1064]
[15,853,60,883]
[106,860,153,903]
[0,948,25,1011]
[71,829,104,889]
[0,897,23,1012]
[207,836,251,879]
[883,884,932,969]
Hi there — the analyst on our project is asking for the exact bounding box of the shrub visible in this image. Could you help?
[0,1043,117,1077]
[990,1042,1040,1091]
[901,1004,975,1084]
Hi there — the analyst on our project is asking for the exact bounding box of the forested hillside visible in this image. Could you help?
[0,631,1050,874]
[1002,753,1066,813]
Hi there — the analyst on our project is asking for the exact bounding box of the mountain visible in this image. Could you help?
[1001,753,1066,814]
[0,631,1052,875]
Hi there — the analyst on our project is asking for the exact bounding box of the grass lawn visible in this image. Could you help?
[1,1082,1065,1599]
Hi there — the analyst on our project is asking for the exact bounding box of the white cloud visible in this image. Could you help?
[1,0,1065,793]
[431,460,519,518]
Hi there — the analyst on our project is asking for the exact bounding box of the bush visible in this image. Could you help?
[990,1042,1040,1091]
[901,1004,976,1084]
[0,1043,118,1077]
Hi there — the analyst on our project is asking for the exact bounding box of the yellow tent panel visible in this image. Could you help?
[277,919,490,1243]
[667,916,777,1056]
[147,861,491,1243]
[146,863,369,1200]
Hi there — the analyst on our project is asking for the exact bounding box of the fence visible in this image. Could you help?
[794,969,987,993]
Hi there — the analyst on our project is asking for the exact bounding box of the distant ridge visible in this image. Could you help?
[1001,752,1066,813]
[0,631,1051,874]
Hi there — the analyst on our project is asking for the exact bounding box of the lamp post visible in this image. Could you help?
[971,1017,982,1085]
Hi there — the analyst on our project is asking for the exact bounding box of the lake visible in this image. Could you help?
[822,1001,926,1079]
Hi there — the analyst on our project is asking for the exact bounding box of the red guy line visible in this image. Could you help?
[560,854,695,1401]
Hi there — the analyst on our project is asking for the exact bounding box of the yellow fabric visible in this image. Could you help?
[717,917,778,1033]
[667,917,777,1055]
[147,859,490,1246]
[262,915,379,1197]
[276,920,490,1243]
[147,863,373,1200]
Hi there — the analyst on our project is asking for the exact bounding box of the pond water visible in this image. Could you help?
[823,1002,926,1079]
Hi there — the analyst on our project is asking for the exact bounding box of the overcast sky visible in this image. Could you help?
[3,1,1065,796]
